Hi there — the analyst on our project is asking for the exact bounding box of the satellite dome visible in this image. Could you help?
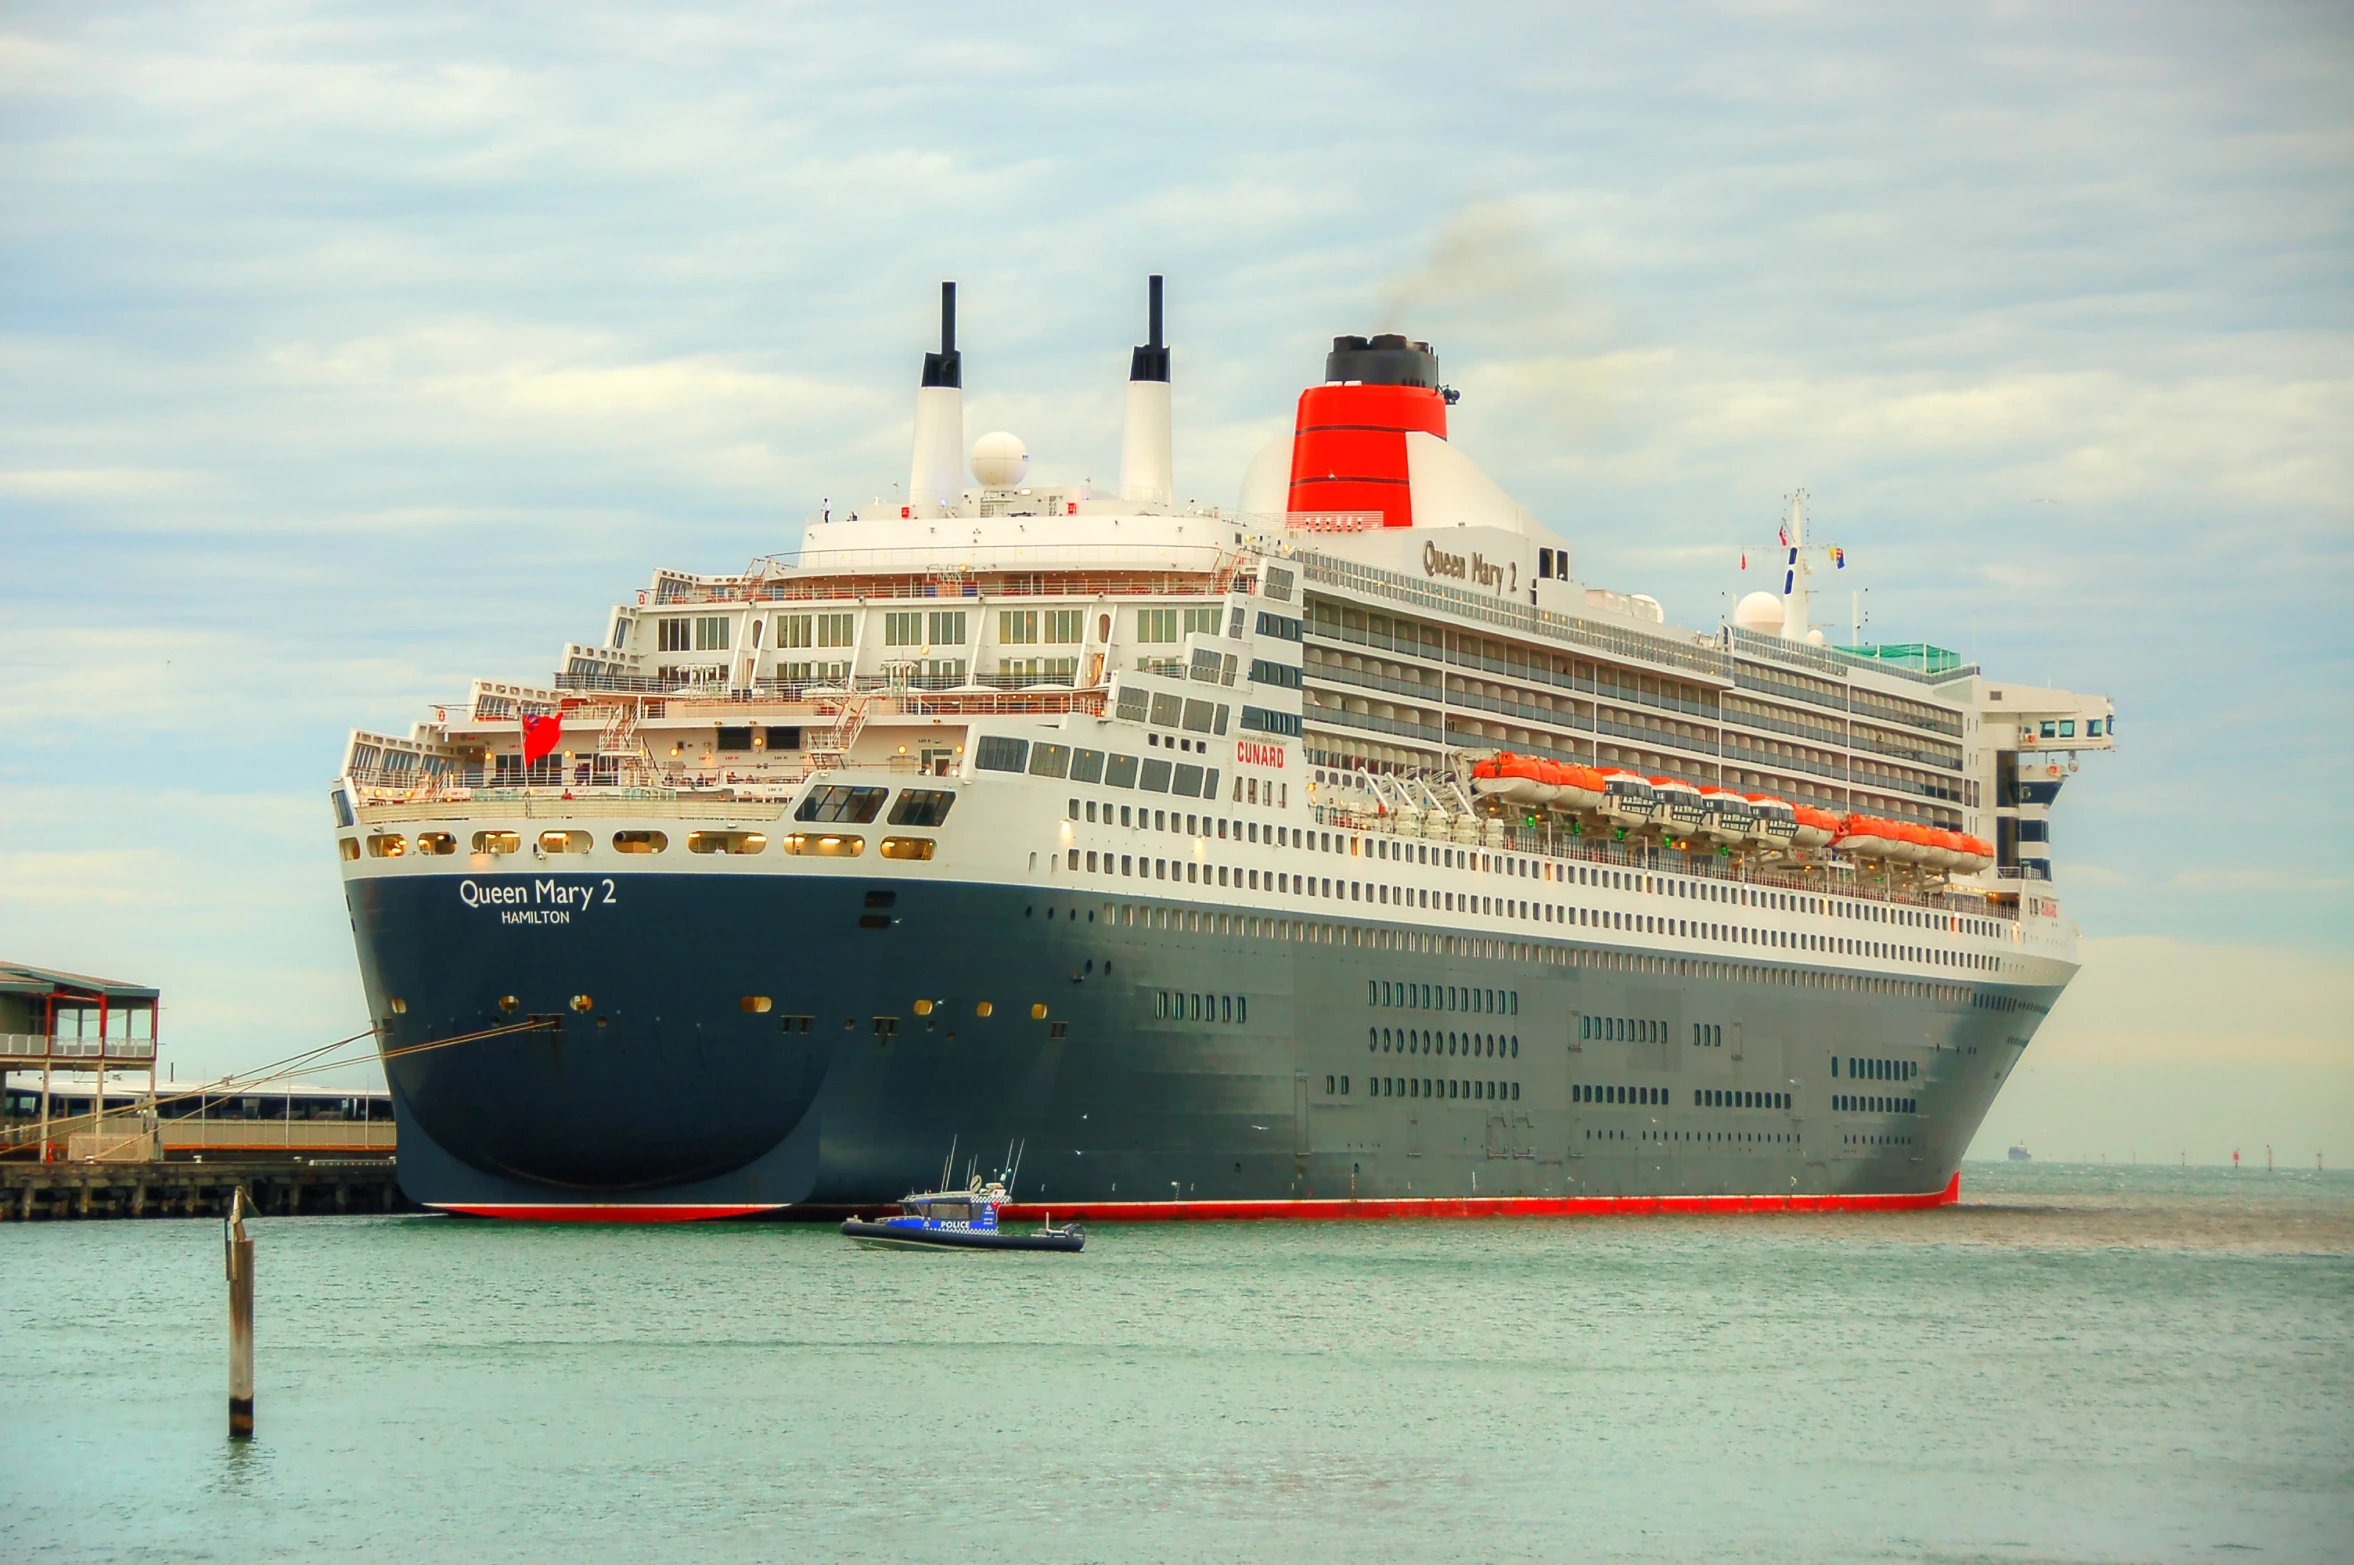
[971,431,1028,488]
[1733,591,1786,634]
[1805,627,1828,647]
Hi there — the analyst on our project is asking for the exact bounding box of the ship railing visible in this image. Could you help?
[648,562,1233,608]
[1303,805,2017,921]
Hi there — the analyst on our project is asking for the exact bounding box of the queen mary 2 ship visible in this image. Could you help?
[333,278,2114,1221]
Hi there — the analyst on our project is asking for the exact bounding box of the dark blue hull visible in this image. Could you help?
[346,869,2059,1218]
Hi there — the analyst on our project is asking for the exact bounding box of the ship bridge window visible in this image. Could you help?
[539,831,591,854]
[365,834,407,858]
[888,789,956,827]
[975,736,1029,773]
[415,832,457,855]
[611,830,668,853]
[471,830,521,855]
[689,830,769,854]
[797,785,889,823]
[780,832,859,857]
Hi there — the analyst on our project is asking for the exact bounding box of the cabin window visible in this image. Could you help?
[338,838,360,861]
[539,831,591,854]
[880,837,935,860]
[816,613,855,648]
[689,830,769,854]
[472,831,521,855]
[612,830,668,853]
[780,833,859,857]
[365,834,406,858]
[415,832,457,855]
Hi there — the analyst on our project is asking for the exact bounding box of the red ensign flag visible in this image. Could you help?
[521,713,563,764]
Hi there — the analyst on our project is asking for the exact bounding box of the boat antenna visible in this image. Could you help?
[940,1134,957,1192]
[1008,1139,1026,1200]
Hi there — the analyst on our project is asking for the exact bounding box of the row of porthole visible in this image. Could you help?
[346,830,935,861]
[741,995,1051,1020]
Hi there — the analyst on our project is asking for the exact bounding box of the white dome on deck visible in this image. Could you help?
[1734,591,1786,634]
[972,431,1029,488]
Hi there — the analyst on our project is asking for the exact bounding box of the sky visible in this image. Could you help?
[2,1,2348,1164]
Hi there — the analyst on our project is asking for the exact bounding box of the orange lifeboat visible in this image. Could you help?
[1554,763,1607,812]
[1791,805,1841,849]
[1596,768,1661,826]
[1696,786,1755,845]
[1743,792,1799,849]
[1955,833,1995,874]
[1651,776,1706,833]
[1470,752,1555,805]
[1835,814,1900,861]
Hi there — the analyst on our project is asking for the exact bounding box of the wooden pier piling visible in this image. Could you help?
[226,1186,254,1438]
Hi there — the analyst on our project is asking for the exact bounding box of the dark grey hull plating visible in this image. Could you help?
[346,870,2060,1216]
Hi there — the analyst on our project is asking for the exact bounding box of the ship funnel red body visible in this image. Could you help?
[1286,334,1449,527]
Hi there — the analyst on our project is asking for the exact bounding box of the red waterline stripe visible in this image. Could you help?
[1002,1172,1960,1224]
[432,1202,785,1223]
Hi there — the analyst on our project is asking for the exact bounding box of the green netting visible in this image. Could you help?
[1835,643,1961,674]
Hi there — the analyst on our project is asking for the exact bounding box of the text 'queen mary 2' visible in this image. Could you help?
[334,278,2114,1221]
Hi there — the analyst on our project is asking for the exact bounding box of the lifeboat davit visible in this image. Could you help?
[1791,805,1841,849]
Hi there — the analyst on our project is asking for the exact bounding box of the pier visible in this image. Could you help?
[2,1157,415,1222]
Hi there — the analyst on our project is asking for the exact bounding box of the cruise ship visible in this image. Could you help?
[333,279,2113,1221]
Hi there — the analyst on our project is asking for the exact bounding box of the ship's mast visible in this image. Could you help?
[1779,490,1811,641]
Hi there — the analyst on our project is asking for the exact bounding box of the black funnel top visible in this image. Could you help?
[1325,332,1440,388]
[1129,274,1169,383]
[922,281,961,389]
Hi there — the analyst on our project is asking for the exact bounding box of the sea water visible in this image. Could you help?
[4,1163,2349,1563]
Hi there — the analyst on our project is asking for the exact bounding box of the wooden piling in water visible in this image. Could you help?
[225,1186,254,1439]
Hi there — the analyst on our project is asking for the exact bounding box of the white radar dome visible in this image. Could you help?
[971,431,1029,488]
[1733,591,1786,635]
[1805,627,1828,647]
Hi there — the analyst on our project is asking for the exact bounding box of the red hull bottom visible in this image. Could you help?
[1005,1172,1961,1223]
[431,1174,1960,1225]
[433,1202,786,1222]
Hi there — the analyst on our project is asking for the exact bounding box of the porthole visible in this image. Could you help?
[612,830,669,854]
[1031,1003,1049,1020]
[539,830,591,854]
[497,995,518,1013]
[568,994,593,1012]
[689,830,770,855]
[338,838,360,861]
[472,830,522,855]
[414,832,457,855]
[879,836,936,861]
[975,1001,994,1018]
[388,998,407,1014]
[740,995,773,1013]
[913,998,934,1016]
[365,834,407,858]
